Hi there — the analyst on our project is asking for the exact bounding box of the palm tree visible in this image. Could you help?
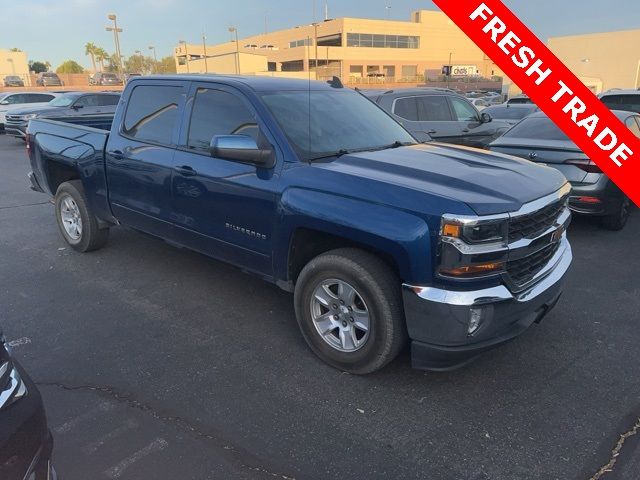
[85,42,98,72]
[95,48,109,72]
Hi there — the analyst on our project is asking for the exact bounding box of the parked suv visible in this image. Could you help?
[599,89,640,114]
[0,92,58,130]
[5,91,120,138]
[363,88,511,148]
[3,75,25,87]
[35,73,63,87]
[92,72,124,86]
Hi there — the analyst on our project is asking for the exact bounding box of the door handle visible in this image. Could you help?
[174,165,197,176]
[108,150,124,160]
[462,128,470,133]
[427,129,437,134]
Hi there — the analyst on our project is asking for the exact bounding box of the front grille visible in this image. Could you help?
[507,242,560,287]
[508,198,566,242]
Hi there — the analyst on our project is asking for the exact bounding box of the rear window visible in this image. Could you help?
[508,97,532,105]
[122,85,183,145]
[600,94,640,114]
[99,94,120,106]
[503,117,570,141]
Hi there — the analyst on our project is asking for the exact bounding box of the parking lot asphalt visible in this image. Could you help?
[0,133,639,480]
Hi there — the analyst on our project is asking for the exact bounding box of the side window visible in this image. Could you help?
[626,117,640,138]
[450,97,479,122]
[99,95,121,106]
[74,95,100,107]
[6,94,26,104]
[123,85,183,145]
[393,97,419,121]
[187,88,259,150]
[28,94,55,103]
[417,96,453,121]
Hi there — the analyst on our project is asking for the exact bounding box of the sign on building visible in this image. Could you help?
[450,65,479,76]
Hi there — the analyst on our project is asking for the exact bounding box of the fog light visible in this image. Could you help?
[468,308,484,336]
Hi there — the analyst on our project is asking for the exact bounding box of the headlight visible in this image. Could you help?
[438,214,509,279]
[22,114,38,120]
[441,217,508,245]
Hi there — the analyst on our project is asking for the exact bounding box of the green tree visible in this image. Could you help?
[94,48,109,71]
[29,61,50,73]
[105,54,121,73]
[155,56,177,74]
[9,47,22,52]
[85,42,98,72]
[124,54,155,74]
[56,60,85,74]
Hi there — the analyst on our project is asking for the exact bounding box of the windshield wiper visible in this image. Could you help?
[308,149,351,162]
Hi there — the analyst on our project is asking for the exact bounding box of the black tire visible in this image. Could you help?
[294,248,406,374]
[55,180,109,252]
[601,197,630,231]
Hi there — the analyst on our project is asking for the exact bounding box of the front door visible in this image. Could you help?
[170,83,280,276]
[389,95,463,144]
[105,82,188,237]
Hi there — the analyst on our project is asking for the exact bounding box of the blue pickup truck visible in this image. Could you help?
[26,75,573,374]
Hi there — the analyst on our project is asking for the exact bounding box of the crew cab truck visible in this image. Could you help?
[26,76,573,374]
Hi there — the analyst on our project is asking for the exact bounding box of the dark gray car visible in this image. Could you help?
[482,104,539,126]
[489,110,640,230]
[363,88,511,148]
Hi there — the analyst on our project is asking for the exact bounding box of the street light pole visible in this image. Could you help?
[448,52,452,89]
[635,60,640,90]
[106,14,124,75]
[148,46,157,73]
[179,40,190,73]
[202,33,209,73]
[229,27,240,74]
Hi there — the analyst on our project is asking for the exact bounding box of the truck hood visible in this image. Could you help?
[316,143,567,216]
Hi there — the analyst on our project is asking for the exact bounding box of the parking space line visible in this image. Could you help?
[54,401,115,434]
[83,419,138,455]
[103,438,169,479]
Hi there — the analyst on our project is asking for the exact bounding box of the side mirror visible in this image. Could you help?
[481,112,493,123]
[210,135,274,168]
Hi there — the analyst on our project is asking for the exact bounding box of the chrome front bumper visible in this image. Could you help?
[403,236,572,370]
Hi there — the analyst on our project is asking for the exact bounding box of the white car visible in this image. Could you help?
[0,92,59,129]
[470,98,489,110]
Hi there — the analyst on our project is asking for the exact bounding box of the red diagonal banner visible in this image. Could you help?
[433,0,640,207]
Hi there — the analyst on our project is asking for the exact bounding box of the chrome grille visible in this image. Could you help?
[507,242,560,288]
[508,198,566,242]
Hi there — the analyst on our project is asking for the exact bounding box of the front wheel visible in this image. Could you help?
[55,180,109,252]
[294,248,406,374]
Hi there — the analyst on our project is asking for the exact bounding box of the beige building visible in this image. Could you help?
[1,49,30,86]
[174,10,499,82]
[548,29,640,93]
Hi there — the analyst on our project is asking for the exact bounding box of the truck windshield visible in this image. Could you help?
[261,90,417,161]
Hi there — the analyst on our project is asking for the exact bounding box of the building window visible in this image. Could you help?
[346,33,420,49]
[401,65,418,77]
[317,34,342,47]
[289,39,311,48]
[268,62,277,72]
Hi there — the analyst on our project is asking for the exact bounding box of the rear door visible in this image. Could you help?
[170,82,280,275]
[390,95,462,144]
[105,81,188,237]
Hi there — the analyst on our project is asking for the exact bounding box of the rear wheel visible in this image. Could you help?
[294,248,406,374]
[55,180,109,252]
[601,197,630,231]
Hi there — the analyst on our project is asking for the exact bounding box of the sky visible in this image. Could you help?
[1,0,639,69]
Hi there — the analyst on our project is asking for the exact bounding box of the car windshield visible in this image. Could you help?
[49,95,76,107]
[484,106,534,120]
[503,116,570,141]
[260,90,417,161]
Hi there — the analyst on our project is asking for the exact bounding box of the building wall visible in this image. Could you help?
[174,10,497,80]
[1,49,31,86]
[548,29,640,92]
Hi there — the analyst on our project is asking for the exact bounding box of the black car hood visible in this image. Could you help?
[317,143,568,216]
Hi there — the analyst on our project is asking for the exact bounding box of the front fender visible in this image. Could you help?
[276,188,433,284]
